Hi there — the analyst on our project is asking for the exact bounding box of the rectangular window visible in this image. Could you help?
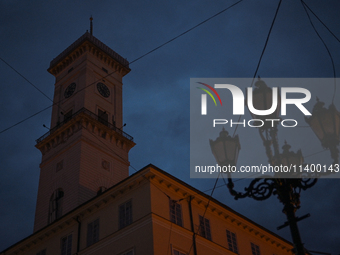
[173,249,187,255]
[87,219,100,247]
[251,243,261,255]
[63,110,73,123]
[169,200,183,226]
[61,234,72,255]
[226,230,238,254]
[56,160,63,172]
[119,200,132,229]
[198,215,211,240]
[98,109,108,126]
[36,249,46,255]
[48,189,64,223]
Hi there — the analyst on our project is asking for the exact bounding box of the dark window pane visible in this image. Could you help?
[87,219,99,247]
[199,215,211,241]
[98,109,108,126]
[63,110,73,123]
[61,234,72,255]
[119,201,133,229]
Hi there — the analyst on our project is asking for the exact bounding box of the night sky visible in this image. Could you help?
[1,0,340,254]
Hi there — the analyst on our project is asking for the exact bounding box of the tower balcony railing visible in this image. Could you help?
[36,107,133,144]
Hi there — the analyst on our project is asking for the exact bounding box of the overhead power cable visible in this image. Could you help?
[251,0,282,87]
[301,0,340,44]
[301,0,337,103]
[0,57,53,102]
[187,174,220,255]
[129,0,244,65]
[232,0,282,138]
[0,0,244,135]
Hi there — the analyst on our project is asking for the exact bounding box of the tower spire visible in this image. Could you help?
[90,16,93,35]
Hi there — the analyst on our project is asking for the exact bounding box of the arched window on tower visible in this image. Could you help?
[48,189,64,223]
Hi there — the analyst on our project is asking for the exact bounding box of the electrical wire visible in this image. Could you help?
[166,222,173,255]
[301,1,340,44]
[0,0,245,136]
[0,105,52,134]
[301,0,337,103]
[3,2,335,252]
[82,127,173,201]
[232,0,282,137]
[129,0,244,65]
[187,173,220,255]
[0,4,248,253]
[251,0,282,88]
[0,57,53,103]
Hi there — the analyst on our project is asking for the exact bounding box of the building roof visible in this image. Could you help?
[1,164,295,254]
[47,31,130,74]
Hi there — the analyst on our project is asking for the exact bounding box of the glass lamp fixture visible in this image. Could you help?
[209,128,241,167]
[247,78,281,129]
[305,99,340,163]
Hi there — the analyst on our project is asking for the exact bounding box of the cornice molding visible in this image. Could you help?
[146,169,293,253]
[36,112,135,155]
[48,32,130,77]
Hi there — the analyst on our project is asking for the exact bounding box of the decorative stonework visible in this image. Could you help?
[102,160,110,171]
[47,32,131,77]
[36,111,135,156]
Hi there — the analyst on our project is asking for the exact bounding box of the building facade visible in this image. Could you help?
[33,31,135,232]
[1,165,294,255]
[1,31,295,255]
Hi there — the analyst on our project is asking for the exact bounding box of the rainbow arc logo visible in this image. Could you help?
[197,82,222,115]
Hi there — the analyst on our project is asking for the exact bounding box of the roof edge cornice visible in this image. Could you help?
[48,32,130,76]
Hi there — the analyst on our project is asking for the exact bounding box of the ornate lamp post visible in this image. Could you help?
[305,99,340,164]
[209,79,339,255]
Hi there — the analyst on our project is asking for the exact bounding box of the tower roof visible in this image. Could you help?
[48,31,130,75]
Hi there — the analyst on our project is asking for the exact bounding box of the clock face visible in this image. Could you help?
[64,83,76,98]
[97,82,110,98]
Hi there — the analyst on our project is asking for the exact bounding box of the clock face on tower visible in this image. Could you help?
[64,82,76,98]
[97,82,110,98]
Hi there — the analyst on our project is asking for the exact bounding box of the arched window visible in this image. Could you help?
[48,189,64,223]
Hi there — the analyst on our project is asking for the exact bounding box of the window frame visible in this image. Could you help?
[60,234,72,255]
[250,242,261,255]
[198,215,212,240]
[63,109,73,123]
[119,200,133,229]
[226,229,238,254]
[98,108,109,126]
[86,218,100,247]
[172,247,187,255]
[48,188,64,224]
[169,199,183,227]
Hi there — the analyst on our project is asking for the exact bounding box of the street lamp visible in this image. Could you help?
[305,99,340,164]
[208,79,334,255]
[209,128,240,167]
[248,79,280,125]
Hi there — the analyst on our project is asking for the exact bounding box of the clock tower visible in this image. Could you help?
[34,31,135,231]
